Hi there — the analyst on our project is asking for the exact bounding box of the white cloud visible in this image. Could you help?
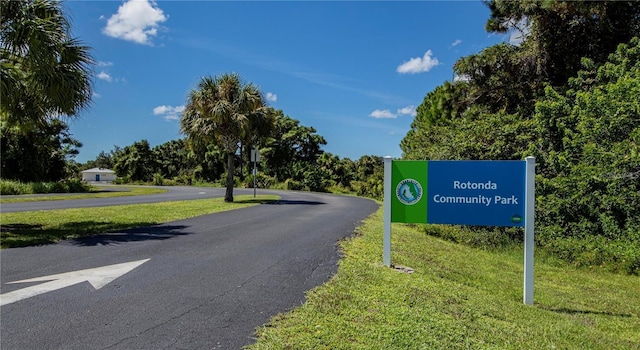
[451,39,462,47]
[453,74,471,82]
[97,71,113,82]
[397,105,417,117]
[369,105,417,119]
[153,105,185,121]
[97,61,113,67]
[509,30,525,45]
[93,92,102,98]
[265,92,277,102]
[103,0,167,45]
[397,50,440,74]
[507,18,530,46]
[369,109,397,119]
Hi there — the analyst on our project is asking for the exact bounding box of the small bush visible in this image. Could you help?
[0,179,92,195]
[284,178,305,191]
[174,175,193,186]
[327,184,354,195]
[162,178,178,186]
[153,173,165,186]
[0,180,30,195]
[352,177,383,200]
[244,172,277,189]
[66,179,91,192]
[50,181,67,193]
[113,176,130,185]
[30,182,50,193]
[540,229,640,275]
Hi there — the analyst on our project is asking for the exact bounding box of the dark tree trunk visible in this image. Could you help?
[239,143,245,181]
[225,151,235,202]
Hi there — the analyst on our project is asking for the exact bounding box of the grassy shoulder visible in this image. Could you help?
[249,209,640,349]
[0,185,168,203]
[0,195,279,248]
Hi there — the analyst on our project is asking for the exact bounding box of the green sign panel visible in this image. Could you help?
[391,160,428,223]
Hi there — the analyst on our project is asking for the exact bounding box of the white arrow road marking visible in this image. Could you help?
[0,258,150,306]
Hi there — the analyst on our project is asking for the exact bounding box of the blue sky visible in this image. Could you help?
[64,0,517,163]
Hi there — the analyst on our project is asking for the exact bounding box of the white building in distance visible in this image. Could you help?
[81,168,117,182]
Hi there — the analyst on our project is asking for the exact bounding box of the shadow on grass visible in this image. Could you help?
[539,305,634,318]
[1,221,190,248]
[1,223,44,231]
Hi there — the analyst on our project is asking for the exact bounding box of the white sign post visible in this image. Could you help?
[523,156,535,305]
[383,156,536,305]
[383,156,393,267]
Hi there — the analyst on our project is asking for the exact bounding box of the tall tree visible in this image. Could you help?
[453,43,539,116]
[113,139,156,182]
[1,0,94,128]
[180,73,272,202]
[484,0,640,87]
[153,139,193,179]
[1,119,81,181]
[261,111,327,182]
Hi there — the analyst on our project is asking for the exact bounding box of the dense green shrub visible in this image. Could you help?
[351,171,384,200]
[421,224,523,250]
[243,172,277,189]
[153,172,165,186]
[0,180,30,195]
[301,166,331,192]
[284,178,305,191]
[112,176,130,185]
[173,174,193,186]
[401,38,640,274]
[0,179,92,195]
[530,38,640,274]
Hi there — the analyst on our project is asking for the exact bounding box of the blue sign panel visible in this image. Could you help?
[426,160,526,227]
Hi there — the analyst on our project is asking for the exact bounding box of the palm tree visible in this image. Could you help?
[181,73,273,202]
[1,0,94,128]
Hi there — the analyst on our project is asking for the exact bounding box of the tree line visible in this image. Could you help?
[402,0,639,273]
[1,0,92,183]
[81,111,384,201]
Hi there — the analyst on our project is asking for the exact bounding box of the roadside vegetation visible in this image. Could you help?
[78,121,384,200]
[401,3,640,274]
[0,179,92,195]
[249,209,640,349]
[0,185,167,203]
[0,195,278,248]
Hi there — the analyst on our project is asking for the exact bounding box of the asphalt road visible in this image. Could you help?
[0,189,378,349]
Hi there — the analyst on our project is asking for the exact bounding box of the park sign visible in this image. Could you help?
[383,157,536,305]
[390,160,526,226]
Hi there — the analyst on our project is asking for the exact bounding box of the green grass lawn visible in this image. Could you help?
[0,195,278,248]
[249,209,640,349]
[0,185,168,203]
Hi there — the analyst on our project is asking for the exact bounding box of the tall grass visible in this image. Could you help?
[249,209,640,349]
[0,179,92,195]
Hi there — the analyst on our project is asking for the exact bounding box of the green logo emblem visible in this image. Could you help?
[396,179,423,205]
